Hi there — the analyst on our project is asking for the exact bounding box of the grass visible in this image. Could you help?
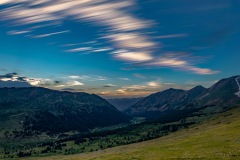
[21,107,240,160]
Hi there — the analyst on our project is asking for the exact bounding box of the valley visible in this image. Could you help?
[19,106,240,160]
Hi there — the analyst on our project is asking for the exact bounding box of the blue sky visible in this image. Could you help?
[0,0,239,98]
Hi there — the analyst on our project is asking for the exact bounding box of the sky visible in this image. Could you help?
[0,0,239,98]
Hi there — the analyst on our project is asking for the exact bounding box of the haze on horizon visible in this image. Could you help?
[0,0,239,98]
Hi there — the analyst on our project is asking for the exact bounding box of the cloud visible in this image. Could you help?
[119,78,130,81]
[147,81,160,87]
[69,81,84,86]
[0,72,32,87]
[103,84,116,87]
[92,47,113,52]
[116,81,160,94]
[0,0,219,74]
[114,51,153,62]
[65,75,107,81]
[55,80,84,87]
[68,75,81,79]
[0,0,154,62]
[150,57,187,67]
[32,30,70,38]
[183,66,220,75]
[0,73,68,87]
[8,30,31,35]
[65,47,93,53]
[139,53,219,75]
[134,73,146,79]
[156,34,188,39]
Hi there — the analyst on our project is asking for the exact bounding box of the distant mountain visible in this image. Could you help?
[126,76,240,120]
[106,98,142,111]
[0,87,129,133]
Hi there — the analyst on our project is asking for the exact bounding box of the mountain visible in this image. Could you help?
[125,86,206,117]
[0,87,129,133]
[106,97,142,111]
[195,75,240,110]
[126,75,240,120]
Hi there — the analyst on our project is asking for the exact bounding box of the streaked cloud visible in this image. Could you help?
[92,48,113,52]
[0,0,219,74]
[65,47,93,53]
[32,30,70,38]
[141,54,219,75]
[65,75,108,81]
[55,80,84,88]
[103,84,117,87]
[115,51,153,62]
[156,33,188,39]
[147,81,160,87]
[134,73,146,79]
[8,30,31,35]
[119,78,130,81]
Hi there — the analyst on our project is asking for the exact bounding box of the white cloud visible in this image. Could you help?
[92,48,112,52]
[147,81,160,87]
[8,30,31,35]
[32,30,70,38]
[0,0,155,64]
[55,80,84,87]
[119,78,130,81]
[69,81,84,86]
[68,76,81,79]
[0,0,218,75]
[150,57,187,67]
[66,47,93,52]
[115,51,153,62]
[0,78,12,81]
[184,66,220,75]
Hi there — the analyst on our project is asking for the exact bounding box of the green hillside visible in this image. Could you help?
[24,106,240,160]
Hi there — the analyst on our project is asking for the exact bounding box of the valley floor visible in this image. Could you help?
[23,107,240,160]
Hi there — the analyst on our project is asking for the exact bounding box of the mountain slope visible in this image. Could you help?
[26,106,240,160]
[0,87,129,133]
[126,76,240,120]
[196,76,240,109]
[125,86,206,118]
[106,98,142,111]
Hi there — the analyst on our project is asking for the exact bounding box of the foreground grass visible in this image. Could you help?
[23,107,240,160]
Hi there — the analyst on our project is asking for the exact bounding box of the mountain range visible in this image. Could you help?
[125,75,240,120]
[0,87,129,133]
[0,75,239,134]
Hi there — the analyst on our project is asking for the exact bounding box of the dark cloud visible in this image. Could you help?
[54,81,61,84]
[0,72,32,88]
[0,72,17,78]
[61,88,85,92]
[103,84,115,88]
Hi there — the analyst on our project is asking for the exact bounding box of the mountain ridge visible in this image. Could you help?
[126,75,240,120]
[0,87,129,133]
